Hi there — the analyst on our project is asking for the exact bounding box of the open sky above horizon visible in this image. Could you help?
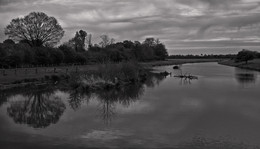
[1,0,260,54]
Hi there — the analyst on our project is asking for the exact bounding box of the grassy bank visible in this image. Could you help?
[219,59,260,71]
[69,62,147,91]
[141,59,222,67]
[0,59,223,88]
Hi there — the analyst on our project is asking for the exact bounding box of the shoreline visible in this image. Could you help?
[0,59,222,89]
[218,59,260,71]
[141,58,222,67]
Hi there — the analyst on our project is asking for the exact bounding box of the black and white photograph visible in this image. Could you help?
[0,0,260,148]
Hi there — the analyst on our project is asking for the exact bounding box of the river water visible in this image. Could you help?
[0,62,260,148]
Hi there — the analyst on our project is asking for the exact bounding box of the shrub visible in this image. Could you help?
[96,61,141,82]
[235,49,255,64]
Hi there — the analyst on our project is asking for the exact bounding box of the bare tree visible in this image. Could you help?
[5,12,64,47]
[99,34,115,48]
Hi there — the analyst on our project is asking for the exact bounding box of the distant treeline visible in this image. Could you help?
[168,54,237,59]
[0,37,168,68]
[235,49,260,63]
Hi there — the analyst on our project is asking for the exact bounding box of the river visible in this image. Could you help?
[0,62,260,148]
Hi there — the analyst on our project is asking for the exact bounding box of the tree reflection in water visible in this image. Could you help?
[3,72,166,127]
[143,72,166,88]
[97,83,145,124]
[176,136,259,149]
[68,72,166,124]
[7,89,66,128]
[69,88,91,111]
[235,68,257,86]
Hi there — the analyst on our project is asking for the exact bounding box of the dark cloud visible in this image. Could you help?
[1,0,260,54]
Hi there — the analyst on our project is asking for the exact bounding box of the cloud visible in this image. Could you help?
[1,0,260,54]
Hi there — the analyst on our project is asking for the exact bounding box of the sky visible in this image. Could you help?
[1,0,260,55]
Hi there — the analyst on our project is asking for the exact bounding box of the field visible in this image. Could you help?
[141,58,221,67]
[219,59,260,71]
[0,65,98,84]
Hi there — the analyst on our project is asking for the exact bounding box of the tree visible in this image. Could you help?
[86,33,92,48]
[123,40,134,49]
[3,39,15,45]
[59,44,77,63]
[73,30,87,52]
[7,90,66,128]
[154,43,168,60]
[49,48,64,65]
[99,35,115,48]
[235,49,255,64]
[35,47,51,65]
[5,12,64,47]
[143,38,156,47]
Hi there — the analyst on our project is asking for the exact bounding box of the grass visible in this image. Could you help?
[141,58,222,67]
[0,65,97,84]
[0,59,222,86]
[219,58,260,71]
[69,62,143,90]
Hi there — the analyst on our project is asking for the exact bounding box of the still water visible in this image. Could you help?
[1,62,260,148]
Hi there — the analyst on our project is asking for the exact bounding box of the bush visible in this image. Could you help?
[51,75,60,82]
[96,61,141,82]
[235,49,256,64]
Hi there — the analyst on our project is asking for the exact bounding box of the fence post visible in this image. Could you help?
[35,68,38,74]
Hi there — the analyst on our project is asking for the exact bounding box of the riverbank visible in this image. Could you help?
[0,59,222,89]
[218,59,260,71]
[141,59,221,67]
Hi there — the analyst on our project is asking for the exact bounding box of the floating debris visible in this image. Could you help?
[160,71,172,76]
[174,74,198,80]
[173,65,180,69]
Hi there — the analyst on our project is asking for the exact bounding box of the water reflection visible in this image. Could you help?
[1,63,260,148]
[176,136,259,149]
[1,71,166,127]
[69,72,165,124]
[7,89,66,128]
[96,84,145,124]
[235,68,257,86]
[69,88,91,111]
[143,72,166,88]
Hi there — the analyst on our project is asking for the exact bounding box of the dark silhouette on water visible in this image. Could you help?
[68,72,166,124]
[69,88,91,111]
[235,68,257,87]
[7,89,66,128]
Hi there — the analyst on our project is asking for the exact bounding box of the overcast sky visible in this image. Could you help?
[1,0,260,54]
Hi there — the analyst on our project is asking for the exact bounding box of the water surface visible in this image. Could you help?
[1,62,260,148]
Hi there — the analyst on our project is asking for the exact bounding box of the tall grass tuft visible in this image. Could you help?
[69,61,143,90]
[96,61,141,83]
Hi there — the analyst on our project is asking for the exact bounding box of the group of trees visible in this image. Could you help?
[168,54,236,59]
[235,49,260,64]
[0,36,168,68]
[87,37,168,63]
[0,12,168,68]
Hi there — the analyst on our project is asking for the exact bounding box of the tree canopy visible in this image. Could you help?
[235,49,256,64]
[65,30,87,52]
[5,12,64,47]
